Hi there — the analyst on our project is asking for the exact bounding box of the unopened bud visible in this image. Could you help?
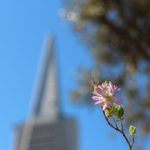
[113,105,124,119]
[105,109,113,117]
[129,125,136,136]
[117,105,124,118]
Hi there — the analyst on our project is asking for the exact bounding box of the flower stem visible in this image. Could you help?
[102,111,134,150]
[112,117,118,129]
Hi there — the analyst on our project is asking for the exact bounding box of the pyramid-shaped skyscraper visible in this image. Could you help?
[14,36,78,150]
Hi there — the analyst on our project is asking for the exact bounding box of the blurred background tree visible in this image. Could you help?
[63,0,150,149]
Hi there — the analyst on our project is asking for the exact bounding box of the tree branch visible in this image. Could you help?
[97,16,150,61]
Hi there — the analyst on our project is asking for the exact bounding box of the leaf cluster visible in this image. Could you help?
[67,0,150,146]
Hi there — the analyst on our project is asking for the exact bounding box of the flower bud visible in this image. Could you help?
[113,105,124,119]
[105,109,113,117]
[117,105,124,118]
[129,125,136,136]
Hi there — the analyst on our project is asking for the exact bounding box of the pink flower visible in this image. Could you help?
[92,81,121,110]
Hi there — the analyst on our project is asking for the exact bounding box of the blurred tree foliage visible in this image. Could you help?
[65,0,150,146]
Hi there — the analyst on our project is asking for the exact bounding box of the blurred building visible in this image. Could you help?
[14,36,78,150]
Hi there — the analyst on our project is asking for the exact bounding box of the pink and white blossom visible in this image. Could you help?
[92,81,121,110]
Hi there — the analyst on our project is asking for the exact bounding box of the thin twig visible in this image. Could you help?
[102,110,134,150]
[120,121,132,149]
[102,111,119,131]
[120,120,124,131]
[112,116,118,129]
[131,136,135,148]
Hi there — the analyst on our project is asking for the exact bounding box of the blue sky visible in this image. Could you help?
[0,0,150,150]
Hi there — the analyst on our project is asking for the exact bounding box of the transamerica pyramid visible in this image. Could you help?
[14,36,78,150]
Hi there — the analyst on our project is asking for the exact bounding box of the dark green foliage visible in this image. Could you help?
[67,0,150,146]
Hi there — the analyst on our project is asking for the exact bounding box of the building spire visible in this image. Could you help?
[32,35,59,121]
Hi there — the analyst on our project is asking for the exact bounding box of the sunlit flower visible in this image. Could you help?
[92,81,121,110]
